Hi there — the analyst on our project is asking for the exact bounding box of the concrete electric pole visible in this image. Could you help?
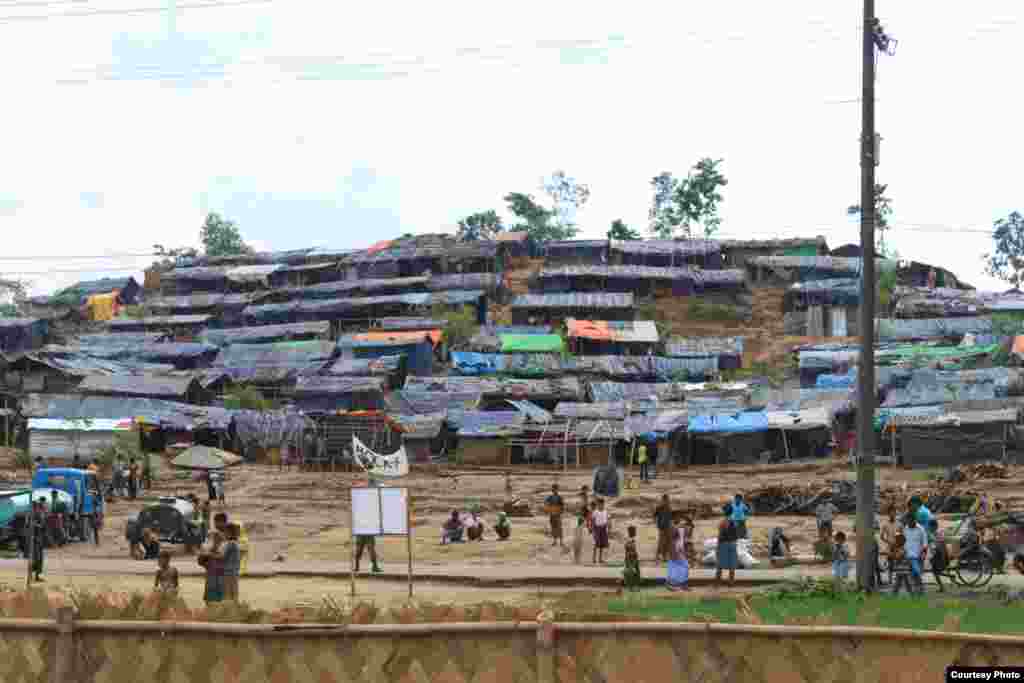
[855,0,879,592]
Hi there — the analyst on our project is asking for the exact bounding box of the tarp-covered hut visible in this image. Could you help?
[566,319,658,355]
[720,237,829,269]
[0,318,47,355]
[107,315,213,338]
[543,240,609,266]
[535,265,697,297]
[199,321,331,347]
[337,332,437,377]
[324,355,407,390]
[291,376,386,412]
[76,374,208,403]
[610,239,722,269]
[213,340,338,386]
[666,337,743,372]
[510,293,634,324]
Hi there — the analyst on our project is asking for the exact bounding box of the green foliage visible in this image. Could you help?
[97,431,144,469]
[200,211,251,257]
[14,450,33,471]
[223,387,273,411]
[456,210,504,241]
[431,304,477,350]
[0,303,17,317]
[648,158,728,238]
[984,211,1024,287]
[504,169,590,243]
[607,219,641,241]
[50,287,85,308]
[877,268,898,312]
[848,183,894,257]
[686,299,747,323]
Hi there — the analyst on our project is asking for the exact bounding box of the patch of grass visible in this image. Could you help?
[606,589,1024,635]
[686,299,748,323]
[910,468,945,482]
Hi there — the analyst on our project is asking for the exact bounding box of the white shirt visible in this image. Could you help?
[816,502,839,523]
[903,525,928,559]
[592,510,608,527]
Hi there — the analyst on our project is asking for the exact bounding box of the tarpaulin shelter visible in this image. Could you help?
[74,342,220,371]
[28,417,136,463]
[21,393,235,433]
[466,326,552,353]
[76,374,208,403]
[748,256,897,285]
[554,402,629,420]
[888,408,1017,469]
[499,334,565,353]
[426,272,503,294]
[0,318,47,354]
[510,293,635,324]
[337,333,435,377]
[693,269,747,292]
[543,240,609,265]
[36,277,139,307]
[324,355,407,389]
[587,381,750,403]
[107,315,212,337]
[666,336,743,371]
[243,290,487,326]
[535,265,697,297]
[386,390,481,415]
[686,411,772,466]
[610,239,722,269]
[566,319,658,355]
[144,293,269,319]
[199,321,331,347]
[719,236,829,269]
[376,317,446,332]
[212,340,338,385]
[344,235,499,277]
[86,292,120,321]
[160,267,231,295]
[172,445,233,470]
[273,277,429,302]
[454,411,526,465]
[875,317,993,341]
[291,376,386,412]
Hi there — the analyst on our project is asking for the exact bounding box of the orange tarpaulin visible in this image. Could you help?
[1013,336,1024,356]
[355,329,442,346]
[566,319,613,341]
[365,240,394,255]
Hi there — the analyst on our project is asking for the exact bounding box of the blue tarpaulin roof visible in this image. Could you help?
[687,412,770,434]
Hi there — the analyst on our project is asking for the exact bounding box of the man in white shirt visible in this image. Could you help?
[902,516,928,595]
[815,501,840,540]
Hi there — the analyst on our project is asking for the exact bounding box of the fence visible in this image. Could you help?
[6,612,1024,683]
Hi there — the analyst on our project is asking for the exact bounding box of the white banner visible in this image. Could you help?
[352,435,409,478]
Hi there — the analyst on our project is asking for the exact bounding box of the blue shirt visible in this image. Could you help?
[731,502,751,522]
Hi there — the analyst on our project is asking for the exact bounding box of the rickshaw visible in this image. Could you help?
[878,513,997,588]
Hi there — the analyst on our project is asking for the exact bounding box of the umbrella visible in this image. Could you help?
[172,446,231,470]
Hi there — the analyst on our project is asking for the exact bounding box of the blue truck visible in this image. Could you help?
[30,468,104,543]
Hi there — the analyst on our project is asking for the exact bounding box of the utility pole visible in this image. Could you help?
[856,0,881,592]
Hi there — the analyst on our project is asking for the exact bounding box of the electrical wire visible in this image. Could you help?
[0,0,272,21]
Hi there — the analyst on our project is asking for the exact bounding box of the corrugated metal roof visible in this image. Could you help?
[20,393,235,430]
[386,390,481,415]
[405,375,584,400]
[199,321,331,346]
[27,418,134,432]
[666,337,744,356]
[566,319,659,343]
[764,408,831,429]
[275,276,429,300]
[225,264,283,282]
[511,293,634,310]
[292,375,385,396]
[377,317,446,331]
[537,265,695,281]
[610,239,721,256]
[108,315,211,328]
[454,410,525,438]
[505,399,552,424]
[326,356,404,376]
[553,402,628,420]
[76,374,198,398]
[426,273,502,292]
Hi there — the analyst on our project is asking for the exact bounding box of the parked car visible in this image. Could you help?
[31,468,104,543]
[125,496,206,554]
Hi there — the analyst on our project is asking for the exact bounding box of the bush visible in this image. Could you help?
[223,387,273,411]
[432,304,478,350]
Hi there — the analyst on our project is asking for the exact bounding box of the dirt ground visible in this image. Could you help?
[34,457,1024,567]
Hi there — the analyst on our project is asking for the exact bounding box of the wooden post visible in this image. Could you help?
[26,503,34,589]
[52,606,75,683]
[537,622,555,683]
[406,491,413,600]
[780,429,791,461]
[349,487,357,598]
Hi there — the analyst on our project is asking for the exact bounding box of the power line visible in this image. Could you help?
[0,0,272,22]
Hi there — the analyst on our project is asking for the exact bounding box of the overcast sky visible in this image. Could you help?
[0,0,1020,295]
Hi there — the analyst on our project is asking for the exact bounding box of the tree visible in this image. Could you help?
[504,169,590,243]
[984,211,1024,288]
[607,219,641,241]
[648,158,727,238]
[200,212,251,257]
[0,277,27,316]
[847,183,894,257]
[456,210,504,241]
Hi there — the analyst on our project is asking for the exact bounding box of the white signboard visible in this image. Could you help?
[352,435,409,478]
[351,486,409,536]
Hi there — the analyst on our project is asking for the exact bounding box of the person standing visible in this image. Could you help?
[903,515,928,595]
[769,527,792,568]
[666,523,690,591]
[832,531,851,581]
[715,504,739,586]
[222,524,242,601]
[545,484,565,549]
[206,470,217,502]
[815,500,840,541]
[591,498,610,564]
[200,531,225,604]
[731,494,751,540]
[213,512,250,575]
[30,499,46,583]
[154,550,179,595]
[127,458,139,500]
[653,495,673,563]
[622,526,641,591]
[637,442,650,483]
[354,533,382,573]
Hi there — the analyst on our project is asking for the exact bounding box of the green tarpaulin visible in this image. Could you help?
[499,334,565,353]
[782,244,821,257]
[875,343,999,367]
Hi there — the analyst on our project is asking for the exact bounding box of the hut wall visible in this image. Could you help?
[457,437,507,465]
[900,424,1007,469]
[783,310,808,336]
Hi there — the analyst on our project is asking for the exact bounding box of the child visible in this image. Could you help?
[832,531,850,581]
[666,524,690,591]
[591,498,609,564]
[494,511,511,541]
[623,525,641,591]
[928,519,948,593]
[890,529,913,595]
[682,516,696,561]
[154,550,179,594]
[143,528,161,561]
[572,514,585,565]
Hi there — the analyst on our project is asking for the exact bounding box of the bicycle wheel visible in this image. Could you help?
[956,550,994,587]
